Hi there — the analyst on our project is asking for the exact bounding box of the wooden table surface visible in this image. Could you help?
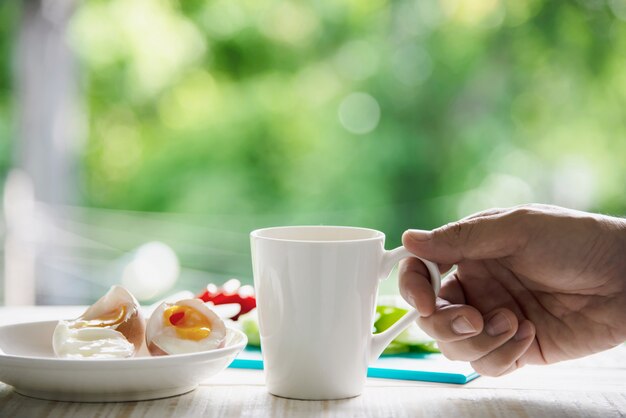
[0,306,624,418]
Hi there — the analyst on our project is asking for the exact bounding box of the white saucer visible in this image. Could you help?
[0,320,247,402]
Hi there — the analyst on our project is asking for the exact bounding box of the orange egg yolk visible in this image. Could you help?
[163,305,211,341]
[80,305,127,328]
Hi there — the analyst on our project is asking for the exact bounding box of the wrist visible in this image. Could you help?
[610,216,626,342]
[615,216,626,287]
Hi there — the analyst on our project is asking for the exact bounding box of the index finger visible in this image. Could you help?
[402,210,530,265]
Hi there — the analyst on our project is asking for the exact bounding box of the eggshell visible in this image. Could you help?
[81,285,145,353]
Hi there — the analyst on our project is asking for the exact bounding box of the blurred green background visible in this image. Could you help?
[1,0,625,303]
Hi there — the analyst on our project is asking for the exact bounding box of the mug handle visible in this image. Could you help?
[369,246,441,362]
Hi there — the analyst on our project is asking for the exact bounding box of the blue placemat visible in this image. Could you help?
[229,347,479,385]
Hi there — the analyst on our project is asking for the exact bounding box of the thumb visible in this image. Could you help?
[402,213,527,265]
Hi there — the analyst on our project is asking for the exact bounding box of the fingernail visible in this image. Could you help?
[514,321,533,341]
[451,316,477,335]
[407,229,432,242]
[486,312,512,337]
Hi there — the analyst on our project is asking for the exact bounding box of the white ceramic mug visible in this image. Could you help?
[250,226,441,400]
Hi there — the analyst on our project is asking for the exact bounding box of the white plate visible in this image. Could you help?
[0,320,247,402]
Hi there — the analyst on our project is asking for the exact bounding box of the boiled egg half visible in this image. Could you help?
[146,298,226,355]
[52,285,145,359]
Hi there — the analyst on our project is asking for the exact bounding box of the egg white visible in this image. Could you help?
[53,321,135,359]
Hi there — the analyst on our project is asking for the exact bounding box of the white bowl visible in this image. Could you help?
[0,320,247,402]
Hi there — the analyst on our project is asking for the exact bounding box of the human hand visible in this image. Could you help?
[399,204,626,376]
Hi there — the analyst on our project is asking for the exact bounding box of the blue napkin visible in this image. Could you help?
[229,348,479,385]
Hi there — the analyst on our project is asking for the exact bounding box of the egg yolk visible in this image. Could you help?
[79,305,127,328]
[163,305,211,341]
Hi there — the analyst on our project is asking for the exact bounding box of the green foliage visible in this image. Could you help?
[0,1,18,181]
[2,0,626,288]
[71,0,626,240]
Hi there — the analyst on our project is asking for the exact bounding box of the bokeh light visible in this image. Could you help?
[338,92,381,134]
[122,242,180,301]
